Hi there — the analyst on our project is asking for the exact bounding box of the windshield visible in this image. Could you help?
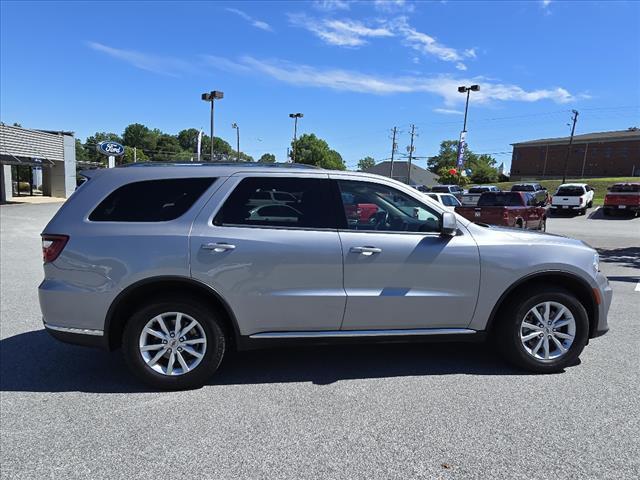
[556,186,585,196]
[511,185,534,192]
[609,184,640,193]
[478,192,523,206]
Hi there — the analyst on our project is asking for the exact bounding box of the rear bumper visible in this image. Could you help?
[603,205,640,212]
[550,204,584,210]
[43,321,108,349]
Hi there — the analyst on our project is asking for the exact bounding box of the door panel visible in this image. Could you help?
[334,178,480,330]
[339,231,480,329]
[189,174,346,336]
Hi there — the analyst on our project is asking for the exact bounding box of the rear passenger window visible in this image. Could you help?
[214,177,340,229]
[89,178,215,222]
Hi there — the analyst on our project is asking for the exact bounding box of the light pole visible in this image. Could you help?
[289,113,303,162]
[455,84,480,181]
[231,122,240,162]
[201,90,224,161]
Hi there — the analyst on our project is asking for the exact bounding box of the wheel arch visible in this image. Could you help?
[485,271,598,338]
[104,276,241,351]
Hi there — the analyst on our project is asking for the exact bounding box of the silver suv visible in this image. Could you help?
[39,163,612,389]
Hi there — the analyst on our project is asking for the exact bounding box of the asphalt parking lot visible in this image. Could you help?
[1,202,638,480]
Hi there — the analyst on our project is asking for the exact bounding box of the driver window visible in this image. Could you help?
[337,180,441,233]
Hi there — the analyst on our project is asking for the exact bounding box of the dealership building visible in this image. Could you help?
[510,128,640,180]
[0,124,77,203]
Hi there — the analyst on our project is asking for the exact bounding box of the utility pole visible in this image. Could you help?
[389,127,398,179]
[232,123,240,162]
[562,109,579,183]
[289,113,303,162]
[407,124,416,185]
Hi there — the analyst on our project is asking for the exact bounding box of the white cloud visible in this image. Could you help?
[226,8,273,32]
[464,48,477,59]
[541,0,552,15]
[373,0,415,13]
[313,0,351,11]
[208,55,580,106]
[288,13,393,47]
[434,108,463,115]
[87,41,191,76]
[390,17,467,68]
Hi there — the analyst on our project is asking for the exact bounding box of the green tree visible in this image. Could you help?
[437,166,470,186]
[75,139,88,163]
[123,123,152,149]
[469,161,498,184]
[259,153,276,163]
[428,140,498,184]
[291,133,346,170]
[122,146,149,164]
[177,128,200,153]
[357,156,376,171]
[154,134,183,162]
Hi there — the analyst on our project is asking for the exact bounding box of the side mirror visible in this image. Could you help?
[441,212,458,236]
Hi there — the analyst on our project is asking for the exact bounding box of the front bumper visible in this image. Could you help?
[593,272,613,337]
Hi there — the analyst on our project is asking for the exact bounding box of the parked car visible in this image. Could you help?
[431,184,464,199]
[603,183,640,216]
[426,192,462,210]
[40,163,611,389]
[455,191,547,231]
[341,192,379,224]
[461,185,501,206]
[510,183,548,205]
[550,184,594,215]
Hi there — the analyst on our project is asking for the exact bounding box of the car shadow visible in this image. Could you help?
[0,330,530,394]
[588,208,637,220]
[606,275,640,284]
[597,247,640,270]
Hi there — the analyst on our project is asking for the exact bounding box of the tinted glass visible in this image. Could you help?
[478,192,524,206]
[338,180,441,233]
[89,178,215,222]
[431,186,451,193]
[511,184,535,192]
[610,183,640,193]
[556,186,585,196]
[443,195,461,207]
[214,177,339,229]
[468,187,490,193]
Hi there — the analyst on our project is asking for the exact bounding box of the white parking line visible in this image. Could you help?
[635,282,640,292]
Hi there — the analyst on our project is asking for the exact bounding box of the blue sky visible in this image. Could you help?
[1,0,639,170]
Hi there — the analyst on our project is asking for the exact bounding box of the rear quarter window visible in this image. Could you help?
[89,178,215,222]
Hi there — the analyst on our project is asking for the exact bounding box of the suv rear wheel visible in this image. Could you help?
[122,296,226,390]
[496,287,589,373]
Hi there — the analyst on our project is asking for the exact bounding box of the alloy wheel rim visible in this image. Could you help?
[139,312,207,376]
[520,301,576,360]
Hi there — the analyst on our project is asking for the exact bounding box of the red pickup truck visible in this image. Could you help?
[603,183,640,216]
[455,191,547,231]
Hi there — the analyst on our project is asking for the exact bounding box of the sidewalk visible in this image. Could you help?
[2,196,66,205]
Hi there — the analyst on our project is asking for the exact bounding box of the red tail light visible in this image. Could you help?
[42,235,69,263]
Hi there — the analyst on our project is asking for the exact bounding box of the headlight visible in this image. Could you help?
[593,252,600,273]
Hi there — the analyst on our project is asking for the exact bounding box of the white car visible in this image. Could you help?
[426,192,462,210]
[550,183,594,215]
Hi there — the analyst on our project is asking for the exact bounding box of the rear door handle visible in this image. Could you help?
[202,242,236,252]
[350,246,382,256]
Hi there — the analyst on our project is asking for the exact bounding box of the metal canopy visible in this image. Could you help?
[0,153,55,167]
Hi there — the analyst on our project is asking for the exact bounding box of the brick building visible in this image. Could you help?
[510,128,640,180]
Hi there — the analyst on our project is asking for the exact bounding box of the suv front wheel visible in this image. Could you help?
[122,296,227,390]
[496,287,589,373]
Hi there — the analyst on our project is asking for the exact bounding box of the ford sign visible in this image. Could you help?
[97,141,125,157]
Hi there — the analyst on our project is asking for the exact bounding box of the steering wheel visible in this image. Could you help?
[369,210,389,230]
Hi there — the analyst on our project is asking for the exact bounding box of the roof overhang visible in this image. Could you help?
[0,153,55,166]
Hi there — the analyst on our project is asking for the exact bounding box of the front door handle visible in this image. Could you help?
[202,242,236,252]
[350,246,382,256]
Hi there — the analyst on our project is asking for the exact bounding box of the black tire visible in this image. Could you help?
[539,217,546,232]
[587,200,593,208]
[495,287,589,373]
[122,296,227,390]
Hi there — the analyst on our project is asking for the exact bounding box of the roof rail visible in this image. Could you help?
[119,161,322,169]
